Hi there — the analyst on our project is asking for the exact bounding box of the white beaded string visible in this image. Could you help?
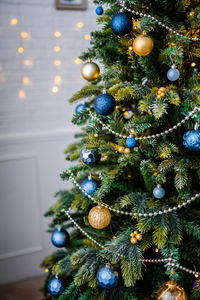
[88,106,200,140]
[62,208,200,276]
[68,170,200,217]
[119,0,200,42]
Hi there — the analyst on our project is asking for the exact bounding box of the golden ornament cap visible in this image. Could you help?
[156,281,187,300]
[133,35,154,56]
[88,205,111,229]
[81,62,100,81]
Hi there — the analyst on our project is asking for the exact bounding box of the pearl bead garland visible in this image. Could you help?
[119,0,199,42]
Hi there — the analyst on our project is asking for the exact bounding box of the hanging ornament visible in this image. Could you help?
[94,91,116,115]
[130,230,142,244]
[133,34,154,56]
[51,229,70,248]
[75,103,88,114]
[81,61,100,81]
[153,184,165,199]
[81,176,100,197]
[124,148,131,154]
[183,124,200,151]
[88,204,111,229]
[80,148,101,165]
[111,12,132,36]
[97,264,119,289]
[123,107,134,119]
[48,276,65,297]
[157,87,166,99]
[126,135,137,148]
[167,64,180,81]
[156,281,187,300]
[96,6,103,15]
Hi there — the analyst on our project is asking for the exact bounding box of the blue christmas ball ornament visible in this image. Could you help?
[75,103,88,114]
[111,12,132,36]
[167,66,180,81]
[126,136,137,148]
[96,6,103,15]
[94,93,116,115]
[51,229,70,248]
[48,277,65,297]
[81,178,100,197]
[97,266,119,289]
[153,185,165,199]
[80,148,100,165]
[183,129,200,151]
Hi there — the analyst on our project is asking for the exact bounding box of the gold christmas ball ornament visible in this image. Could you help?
[136,233,142,240]
[118,146,125,153]
[156,281,187,300]
[124,148,131,154]
[133,35,154,56]
[88,205,111,229]
[81,61,100,81]
[131,237,137,244]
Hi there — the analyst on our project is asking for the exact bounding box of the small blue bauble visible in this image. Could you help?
[96,6,103,15]
[51,229,70,248]
[80,148,100,165]
[153,186,165,199]
[183,130,200,151]
[48,277,65,297]
[97,266,119,289]
[126,137,137,148]
[94,93,116,115]
[167,67,180,81]
[75,103,88,114]
[81,178,100,197]
[111,12,132,36]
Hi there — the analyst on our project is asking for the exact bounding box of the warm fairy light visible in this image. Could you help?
[94,133,98,138]
[22,76,31,85]
[189,11,194,17]
[45,268,49,273]
[18,90,26,99]
[128,174,132,178]
[84,34,91,40]
[18,47,24,54]
[76,22,84,28]
[52,86,59,93]
[128,46,133,50]
[54,75,62,85]
[21,32,29,39]
[155,248,159,253]
[75,57,82,64]
[10,18,18,26]
[54,31,61,37]
[191,62,196,67]
[53,46,61,52]
[54,60,61,66]
[23,60,32,66]
[195,273,199,278]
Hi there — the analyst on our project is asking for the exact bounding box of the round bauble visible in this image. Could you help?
[88,205,111,229]
[153,185,165,199]
[80,148,100,165]
[124,148,130,154]
[183,129,200,151]
[75,103,88,114]
[156,281,187,300]
[51,229,70,248]
[48,277,65,297]
[94,93,116,116]
[133,35,154,56]
[96,6,103,15]
[167,67,180,81]
[126,136,137,148]
[81,178,100,197]
[97,266,119,289]
[111,12,132,36]
[81,62,100,81]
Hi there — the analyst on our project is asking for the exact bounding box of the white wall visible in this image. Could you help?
[0,0,97,284]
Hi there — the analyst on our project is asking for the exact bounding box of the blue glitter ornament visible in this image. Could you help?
[111,12,132,36]
[94,93,116,115]
[75,103,88,114]
[183,129,200,151]
[153,185,165,199]
[126,136,137,148]
[80,148,100,165]
[51,229,70,248]
[167,65,180,81]
[97,265,119,289]
[81,177,100,197]
[96,6,103,15]
[48,277,65,297]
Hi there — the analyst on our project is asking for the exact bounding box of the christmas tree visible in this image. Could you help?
[41,0,200,299]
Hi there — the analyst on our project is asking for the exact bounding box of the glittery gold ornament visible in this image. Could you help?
[88,205,111,229]
[81,61,100,81]
[156,281,187,300]
[133,35,154,56]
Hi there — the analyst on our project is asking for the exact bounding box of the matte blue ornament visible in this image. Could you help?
[96,6,103,15]
[111,12,132,36]
[97,266,119,289]
[167,66,180,81]
[183,129,200,151]
[48,277,65,297]
[153,185,165,199]
[94,93,116,115]
[126,136,137,148]
[51,229,70,248]
[80,148,100,165]
[81,178,100,197]
[75,103,88,114]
